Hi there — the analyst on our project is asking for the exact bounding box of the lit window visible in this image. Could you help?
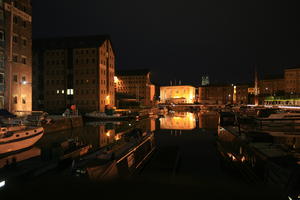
[61,90,65,94]
[57,90,59,94]
[22,97,26,104]
[67,89,74,95]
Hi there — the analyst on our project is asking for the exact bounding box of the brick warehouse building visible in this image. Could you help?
[114,69,155,107]
[33,35,115,114]
[1,0,32,113]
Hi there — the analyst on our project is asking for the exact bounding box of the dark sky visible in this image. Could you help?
[32,0,300,86]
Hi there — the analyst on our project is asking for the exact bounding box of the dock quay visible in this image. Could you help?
[42,115,83,134]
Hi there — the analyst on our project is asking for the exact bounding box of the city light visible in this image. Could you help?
[114,76,119,83]
[0,180,5,188]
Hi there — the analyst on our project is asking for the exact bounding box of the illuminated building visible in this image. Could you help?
[114,69,155,106]
[1,0,32,113]
[33,35,115,113]
[160,112,196,130]
[160,85,195,104]
[284,67,300,95]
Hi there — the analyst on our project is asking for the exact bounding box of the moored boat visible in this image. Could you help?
[0,126,44,155]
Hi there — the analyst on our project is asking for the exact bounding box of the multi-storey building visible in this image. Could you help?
[1,0,32,113]
[199,84,249,105]
[33,35,115,114]
[160,85,195,104]
[199,84,233,105]
[258,76,285,96]
[284,67,300,95]
[114,69,155,106]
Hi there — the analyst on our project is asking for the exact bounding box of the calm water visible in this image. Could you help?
[0,111,288,199]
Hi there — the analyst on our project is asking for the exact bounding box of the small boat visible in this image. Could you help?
[84,112,137,121]
[71,129,155,180]
[255,112,300,128]
[0,125,44,155]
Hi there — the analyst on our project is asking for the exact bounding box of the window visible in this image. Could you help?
[22,76,26,82]
[57,90,59,94]
[0,31,4,41]
[0,52,4,69]
[13,16,18,24]
[13,75,18,82]
[22,97,26,104]
[22,39,27,46]
[13,55,18,62]
[13,35,18,43]
[13,96,17,104]
[67,89,74,95]
[23,21,26,28]
[0,73,3,84]
[21,57,26,64]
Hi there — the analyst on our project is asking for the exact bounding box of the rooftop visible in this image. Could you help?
[116,69,150,76]
[33,35,111,50]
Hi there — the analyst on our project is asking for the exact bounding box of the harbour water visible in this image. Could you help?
[0,111,289,199]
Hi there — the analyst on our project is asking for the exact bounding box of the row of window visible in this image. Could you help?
[13,15,28,28]
[45,99,114,106]
[75,49,96,55]
[46,89,108,96]
[13,96,26,104]
[13,34,28,46]
[13,55,27,64]
[46,60,65,65]
[13,75,26,83]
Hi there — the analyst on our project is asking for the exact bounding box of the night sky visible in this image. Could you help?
[32,0,300,86]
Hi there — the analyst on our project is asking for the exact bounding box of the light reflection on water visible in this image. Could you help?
[159,111,219,131]
[0,112,220,169]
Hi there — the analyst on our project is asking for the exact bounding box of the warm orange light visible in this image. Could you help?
[114,76,118,83]
[106,131,110,137]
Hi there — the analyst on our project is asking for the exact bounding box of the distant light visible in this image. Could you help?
[0,180,5,188]
[106,132,110,137]
[114,76,118,83]
[129,123,131,126]
[22,81,27,85]
[288,196,292,200]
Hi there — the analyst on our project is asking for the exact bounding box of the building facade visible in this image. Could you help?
[1,0,32,113]
[259,78,285,96]
[114,69,155,106]
[160,85,195,104]
[284,67,300,95]
[199,85,233,105]
[33,35,115,114]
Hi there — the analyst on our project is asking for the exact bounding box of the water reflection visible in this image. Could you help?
[160,112,196,130]
[197,111,219,130]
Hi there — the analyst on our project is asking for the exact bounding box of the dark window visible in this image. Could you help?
[13,55,18,62]
[13,96,17,104]
[22,97,26,104]
[0,73,4,84]
[23,21,26,28]
[23,39,27,46]
[13,16,18,24]
[13,75,18,82]
[21,57,26,64]
[0,31,4,41]
[13,35,18,43]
